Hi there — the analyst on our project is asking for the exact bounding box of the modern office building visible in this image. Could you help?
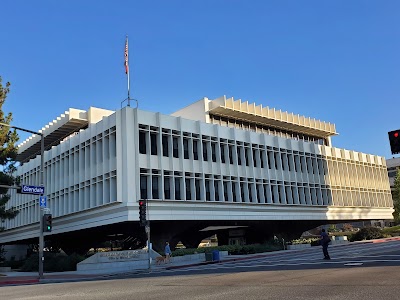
[0,96,394,252]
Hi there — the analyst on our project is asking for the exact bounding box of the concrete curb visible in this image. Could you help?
[0,279,39,286]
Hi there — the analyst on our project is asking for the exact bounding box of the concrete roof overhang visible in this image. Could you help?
[17,109,88,163]
[209,106,337,139]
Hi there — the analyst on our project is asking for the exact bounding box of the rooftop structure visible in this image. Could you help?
[172,96,337,146]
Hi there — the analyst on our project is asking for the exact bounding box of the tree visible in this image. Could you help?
[392,168,400,223]
[0,76,19,228]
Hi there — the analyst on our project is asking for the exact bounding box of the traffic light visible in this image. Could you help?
[388,130,400,155]
[139,200,147,226]
[43,214,52,232]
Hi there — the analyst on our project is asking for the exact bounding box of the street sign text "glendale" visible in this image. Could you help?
[21,185,45,195]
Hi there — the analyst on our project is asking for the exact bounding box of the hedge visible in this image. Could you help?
[172,242,282,257]
[20,253,85,272]
[349,227,384,242]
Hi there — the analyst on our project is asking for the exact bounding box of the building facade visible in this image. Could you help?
[0,96,394,252]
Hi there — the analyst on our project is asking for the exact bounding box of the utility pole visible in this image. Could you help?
[0,122,46,279]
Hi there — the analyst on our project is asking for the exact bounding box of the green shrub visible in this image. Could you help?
[171,242,282,257]
[0,259,25,269]
[20,252,85,272]
[349,227,384,241]
[289,238,320,245]
[382,225,400,237]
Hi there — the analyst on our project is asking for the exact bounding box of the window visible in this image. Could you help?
[220,144,226,163]
[185,178,192,200]
[240,183,245,202]
[274,152,279,169]
[202,141,208,161]
[256,184,262,203]
[294,155,299,172]
[175,178,181,200]
[214,180,220,201]
[248,183,253,202]
[277,185,283,203]
[162,135,169,157]
[152,176,159,199]
[193,140,199,160]
[245,148,250,166]
[173,137,179,158]
[205,180,211,201]
[195,179,201,200]
[139,131,146,154]
[164,177,171,199]
[300,156,305,173]
[267,151,273,169]
[264,184,270,202]
[211,143,217,162]
[183,138,189,159]
[223,181,229,201]
[306,157,311,173]
[271,185,277,203]
[312,158,317,174]
[237,147,242,165]
[318,159,325,175]
[253,149,257,167]
[259,150,264,168]
[287,154,293,171]
[140,175,147,199]
[228,145,234,164]
[150,133,157,155]
[232,181,237,202]
[280,153,285,171]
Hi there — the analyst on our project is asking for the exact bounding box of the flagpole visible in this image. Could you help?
[125,35,131,107]
[127,66,130,107]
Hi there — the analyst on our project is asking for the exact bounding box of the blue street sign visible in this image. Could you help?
[19,185,45,195]
[39,196,47,208]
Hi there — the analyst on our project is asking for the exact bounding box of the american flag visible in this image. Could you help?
[124,37,129,74]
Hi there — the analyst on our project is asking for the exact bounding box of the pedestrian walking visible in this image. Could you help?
[165,241,172,263]
[320,228,331,259]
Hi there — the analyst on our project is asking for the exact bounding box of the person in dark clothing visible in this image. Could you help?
[320,228,331,260]
[164,241,172,263]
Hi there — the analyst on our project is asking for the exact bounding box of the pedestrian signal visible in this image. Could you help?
[43,214,52,232]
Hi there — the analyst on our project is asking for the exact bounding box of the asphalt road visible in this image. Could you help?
[2,240,400,300]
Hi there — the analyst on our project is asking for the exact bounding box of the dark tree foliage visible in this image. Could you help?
[0,76,19,226]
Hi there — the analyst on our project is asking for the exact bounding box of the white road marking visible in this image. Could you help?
[344,263,363,266]
[175,259,400,272]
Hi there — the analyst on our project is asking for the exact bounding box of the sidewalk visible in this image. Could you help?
[0,255,210,286]
[2,236,400,286]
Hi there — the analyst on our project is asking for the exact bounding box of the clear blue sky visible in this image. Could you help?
[1,1,399,159]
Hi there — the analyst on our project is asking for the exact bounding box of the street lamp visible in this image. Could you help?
[0,122,46,279]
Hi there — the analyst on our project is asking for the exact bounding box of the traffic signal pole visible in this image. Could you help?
[145,222,151,271]
[39,134,45,279]
[139,199,151,271]
[0,122,46,279]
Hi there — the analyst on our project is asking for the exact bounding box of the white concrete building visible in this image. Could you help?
[0,96,394,252]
